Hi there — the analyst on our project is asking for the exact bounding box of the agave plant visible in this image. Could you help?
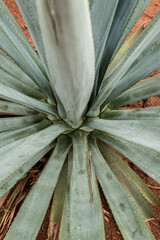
[0,0,160,239]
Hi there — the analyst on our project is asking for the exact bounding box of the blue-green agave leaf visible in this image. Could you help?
[98,0,151,84]
[0,114,42,132]
[90,0,119,95]
[59,151,73,240]
[101,106,160,120]
[16,0,49,74]
[98,143,159,214]
[0,1,53,98]
[0,119,51,148]
[108,74,160,109]
[68,131,105,240]
[86,118,160,152]
[106,24,145,76]
[102,35,160,106]
[36,0,95,127]
[4,135,71,240]
[90,140,155,240]
[87,11,160,116]
[0,122,70,198]
[0,68,43,100]
[0,84,57,117]
[93,130,160,185]
[0,51,37,89]
[0,100,36,116]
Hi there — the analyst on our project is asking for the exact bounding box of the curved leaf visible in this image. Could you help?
[4,136,71,240]
[36,0,95,127]
[93,130,160,186]
[0,84,58,117]
[0,51,37,89]
[103,36,160,105]
[86,118,160,152]
[0,1,46,74]
[87,11,160,116]
[0,114,42,132]
[90,140,155,240]
[0,100,36,116]
[48,159,68,240]
[101,106,160,120]
[0,122,70,198]
[98,0,150,84]
[0,143,54,199]
[16,0,49,74]
[0,68,43,99]
[90,0,119,96]
[0,1,54,98]
[109,74,160,109]
[91,0,119,67]
[59,151,73,240]
[68,131,105,240]
[98,143,159,216]
[105,24,145,79]
[0,119,51,148]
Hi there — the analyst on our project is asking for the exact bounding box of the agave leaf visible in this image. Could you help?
[0,143,54,199]
[0,84,58,117]
[87,11,160,117]
[59,190,70,240]
[101,25,160,99]
[104,31,160,86]
[98,142,158,219]
[0,68,43,100]
[93,130,160,187]
[0,114,42,132]
[0,1,53,98]
[36,0,95,127]
[0,119,51,148]
[102,36,160,106]
[108,74,160,109]
[0,0,46,75]
[101,106,160,120]
[48,159,68,240]
[0,28,51,98]
[16,0,49,74]
[59,151,73,240]
[86,118,160,152]
[106,24,145,78]
[91,0,119,67]
[0,51,37,89]
[68,131,105,240]
[4,135,71,240]
[90,140,155,240]
[98,0,151,84]
[0,121,70,198]
[89,158,106,238]
[0,100,36,116]
[90,0,119,95]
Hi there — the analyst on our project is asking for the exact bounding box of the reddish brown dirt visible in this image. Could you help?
[1,0,160,240]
